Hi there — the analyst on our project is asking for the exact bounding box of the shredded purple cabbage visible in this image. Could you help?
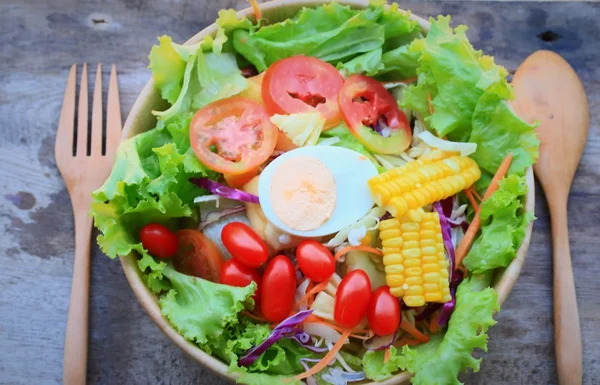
[239,310,321,366]
[373,330,398,351]
[433,202,455,273]
[190,178,259,204]
[432,201,465,327]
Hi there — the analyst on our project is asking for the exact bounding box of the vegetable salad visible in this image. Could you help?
[91,2,539,385]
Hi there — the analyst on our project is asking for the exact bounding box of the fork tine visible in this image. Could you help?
[91,63,103,156]
[106,64,122,159]
[56,64,77,159]
[76,63,89,157]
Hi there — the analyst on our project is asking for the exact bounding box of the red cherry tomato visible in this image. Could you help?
[338,75,412,154]
[189,97,277,175]
[221,222,269,268]
[296,240,335,282]
[139,223,178,259]
[220,259,262,304]
[173,230,224,282]
[262,56,344,129]
[261,255,296,322]
[367,286,401,336]
[334,270,372,328]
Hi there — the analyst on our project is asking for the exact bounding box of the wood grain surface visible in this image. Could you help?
[0,1,599,385]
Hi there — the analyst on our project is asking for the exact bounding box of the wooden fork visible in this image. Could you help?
[56,63,122,385]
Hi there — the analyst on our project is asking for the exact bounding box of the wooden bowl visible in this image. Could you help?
[118,0,535,383]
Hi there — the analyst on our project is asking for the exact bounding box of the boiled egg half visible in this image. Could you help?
[258,146,378,237]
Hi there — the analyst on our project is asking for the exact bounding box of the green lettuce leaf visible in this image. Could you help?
[318,123,385,173]
[363,276,499,384]
[193,51,248,109]
[337,48,384,77]
[149,35,187,104]
[159,265,256,346]
[230,3,418,73]
[463,175,535,274]
[469,83,539,177]
[402,16,510,141]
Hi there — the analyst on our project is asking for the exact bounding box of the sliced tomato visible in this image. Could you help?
[262,56,344,129]
[173,229,224,282]
[223,168,258,189]
[190,97,277,175]
[338,75,412,154]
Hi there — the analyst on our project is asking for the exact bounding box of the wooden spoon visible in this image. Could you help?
[512,50,588,385]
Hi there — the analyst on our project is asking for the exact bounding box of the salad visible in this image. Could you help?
[91,1,539,384]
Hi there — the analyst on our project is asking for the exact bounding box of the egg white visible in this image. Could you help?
[258,145,378,237]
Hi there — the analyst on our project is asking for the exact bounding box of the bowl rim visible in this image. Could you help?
[117,1,535,383]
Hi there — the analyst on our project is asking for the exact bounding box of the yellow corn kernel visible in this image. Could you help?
[368,154,481,217]
[378,211,452,307]
[383,253,403,266]
[404,296,425,307]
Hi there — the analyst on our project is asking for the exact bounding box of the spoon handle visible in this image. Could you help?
[551,201,582,385]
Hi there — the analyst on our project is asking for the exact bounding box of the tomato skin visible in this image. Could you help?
[221,222,269,268]
[220,259,262,304]
[261,255,296,322]
[334,270,372,328]
[367,286,401,336]
[173,230,224,282]
[139,223,178,259]
[262,56,344,129]
[296,240,335,282]
[190,97,277,175]
[223,168,258,189]
[338,75,412,154]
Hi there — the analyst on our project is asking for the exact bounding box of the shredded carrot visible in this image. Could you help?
[472,188,483,201]
[384,348,391,363]
[248,0,262,20]
[242,311,268,323]
[297,279,329,305]
[464,188,479,211]
[393,337,421,348]
[399,320,430,343]
[455,153,513,268]
[306,281,316,307]
[334,245,382,261]
[427,93,434,114]
[293,328,352,381]
[429,313,440,333]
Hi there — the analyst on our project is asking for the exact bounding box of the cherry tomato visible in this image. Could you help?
[334,270,372,328]
[338,75,412,154]
[261,255,296,322]
[139,223,178,259]
[173,229,224,282]
[221,222,269,268]
[262,56,344,129]
[220,259,262,304]
[367,286,401,336]
[296,240,335,282]
[190,97,277,175]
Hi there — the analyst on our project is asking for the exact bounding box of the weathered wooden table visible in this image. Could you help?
[1,0,599,384]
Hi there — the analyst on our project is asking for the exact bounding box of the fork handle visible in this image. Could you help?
[64,209,93,385]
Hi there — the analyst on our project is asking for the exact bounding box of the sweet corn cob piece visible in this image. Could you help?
[368,153,480,218]
[379,209,451,307]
